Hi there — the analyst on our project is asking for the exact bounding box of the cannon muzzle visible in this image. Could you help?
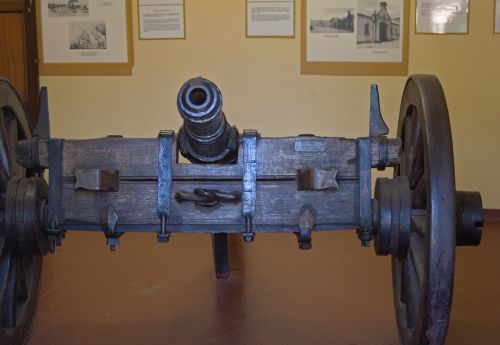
[177,77,239,164]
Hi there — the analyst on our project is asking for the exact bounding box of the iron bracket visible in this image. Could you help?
[357,138,373,247]
[157,130,174,243]
[242,130,258,242]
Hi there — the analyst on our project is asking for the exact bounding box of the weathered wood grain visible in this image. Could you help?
[22,136,400,179]
[60,179,359,232]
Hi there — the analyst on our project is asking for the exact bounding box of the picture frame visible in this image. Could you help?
[415,0,469,34]
[301,0,409,76]
[495,0,500,33]
[138,0,186,40]
[37,0,134,76]
[246,0,295,38]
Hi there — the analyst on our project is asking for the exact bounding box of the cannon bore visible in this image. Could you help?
[177,77,239,164]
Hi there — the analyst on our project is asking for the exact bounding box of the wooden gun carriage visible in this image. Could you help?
[0,75,483,345]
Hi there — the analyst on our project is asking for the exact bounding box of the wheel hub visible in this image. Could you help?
[5,176,49,257]
[372,176,411,257]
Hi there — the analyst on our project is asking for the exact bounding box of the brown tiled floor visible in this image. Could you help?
[28,222,500,345]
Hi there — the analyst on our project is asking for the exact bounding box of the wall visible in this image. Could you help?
[40,0,500,208]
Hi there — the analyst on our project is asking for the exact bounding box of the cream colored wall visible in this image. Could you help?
[40,0,500,208]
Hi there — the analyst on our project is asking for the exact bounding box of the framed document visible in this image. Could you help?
[247,0,295,37]
[37,0,134,76]
[496,0,500,33]
[301,0,409,76]
[416,0,469,34]
[139,0,185,39]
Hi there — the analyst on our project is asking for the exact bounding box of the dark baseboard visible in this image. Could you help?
[484,209,500,224]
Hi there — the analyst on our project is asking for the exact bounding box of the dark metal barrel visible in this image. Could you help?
[177,77,239,164]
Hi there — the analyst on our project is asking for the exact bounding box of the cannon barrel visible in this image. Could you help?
[177,77,239,164]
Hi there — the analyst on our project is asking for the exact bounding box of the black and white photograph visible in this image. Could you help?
[309,8,355,33]
[48,0,89,17]
[69,21,106,49]
[357,0,400,48]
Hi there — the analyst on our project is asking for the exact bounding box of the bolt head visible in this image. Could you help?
[107,237,120,251]
[157,233,171,243]
[299,242,312,250]
[243,234,254,243]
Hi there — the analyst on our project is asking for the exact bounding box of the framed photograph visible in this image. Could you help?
[139,0,186,39]
[416,0,469,34]
[496,0,500,33]
[247,0,295,37]
[301,0,409,76]
[37,0,134,75]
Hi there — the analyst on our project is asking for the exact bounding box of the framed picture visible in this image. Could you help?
[138,0,186,39]
[416,0,469,34]
[496,0,500,33]
[37,0,134,76]
[246,0,295,37]
[301,0,409,76]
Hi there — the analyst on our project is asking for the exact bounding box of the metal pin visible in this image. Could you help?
[157,214,171,243]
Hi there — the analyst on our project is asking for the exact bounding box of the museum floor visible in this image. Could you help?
[28,220,500,345]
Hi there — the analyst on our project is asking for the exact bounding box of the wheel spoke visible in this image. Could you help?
[1,253,17,328]
[411,209,427,237]
[4,113,23,178]
[0,108,10,182]
[412,175,427,209]
[409,233,425,288]
[402,111,413,174]
[400,257,408,304]
[406,118,424,188]
[405,252,421,330]
[16,259,27,303]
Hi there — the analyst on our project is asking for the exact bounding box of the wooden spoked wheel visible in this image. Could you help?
[393,75,456,345]
[0,78,42,345]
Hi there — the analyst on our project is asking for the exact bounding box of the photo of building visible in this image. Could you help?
[357,1,400,48]
[310,8,355,34]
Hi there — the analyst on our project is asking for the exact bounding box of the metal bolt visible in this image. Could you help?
[298,242,312,250]
[243,234,254,243]
[157,214,171,243]
[157,233,171,243]
[106,237,120,252]
[49,241,56,254]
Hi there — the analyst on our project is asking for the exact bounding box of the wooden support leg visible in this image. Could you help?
[212,233,230,279]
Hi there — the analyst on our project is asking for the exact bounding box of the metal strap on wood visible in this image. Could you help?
[242,130,258,238]
[357,138,373,246]
[157,130,174,242]
[157,131,174,218]
[48,139,62,228]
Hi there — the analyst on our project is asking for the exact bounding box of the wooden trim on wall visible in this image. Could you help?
[0,1,25,11]
[484,209,500,224]
[25,0,40,126]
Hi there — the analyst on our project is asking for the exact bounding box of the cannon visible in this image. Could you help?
[0,75,483,345]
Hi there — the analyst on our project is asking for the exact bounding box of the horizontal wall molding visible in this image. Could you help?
[484,209,500,224]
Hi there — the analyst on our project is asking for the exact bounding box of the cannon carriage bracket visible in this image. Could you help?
[0,75,484,345]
